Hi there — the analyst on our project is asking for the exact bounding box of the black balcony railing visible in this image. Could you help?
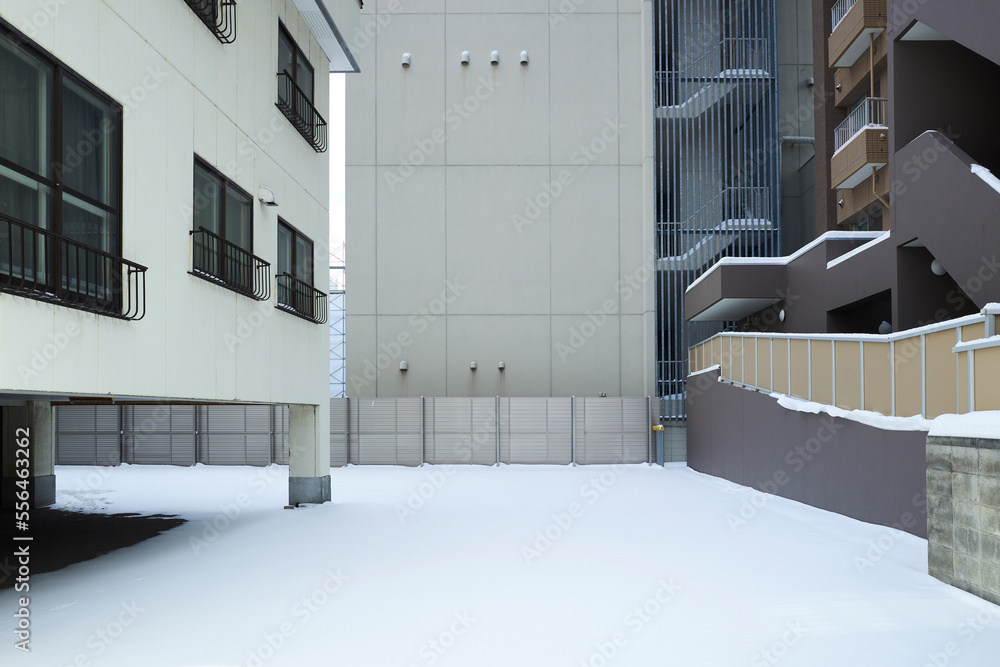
[276,273,328,324]
[276,71,328,153]
[0,212,146,320]
[184,0,236,44]
[191,227,270,300]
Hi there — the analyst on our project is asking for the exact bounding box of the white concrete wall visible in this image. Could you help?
[346,0,656,398]
[0,0,333,439]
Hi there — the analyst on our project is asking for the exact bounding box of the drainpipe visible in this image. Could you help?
[869,33,876,98]
[872,166,890,212]
[869,35,890,217]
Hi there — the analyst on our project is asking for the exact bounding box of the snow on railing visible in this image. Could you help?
[688,305,1000,419]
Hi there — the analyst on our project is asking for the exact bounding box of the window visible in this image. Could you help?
[275,23,327,152]
[190,158,269,300]
[853,206,883,232]
[278,23,314,106]
[0,23,144,319]
[276,220,326,323]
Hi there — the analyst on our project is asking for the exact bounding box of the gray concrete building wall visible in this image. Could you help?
[345,2,656,399]
[778,0,817,253]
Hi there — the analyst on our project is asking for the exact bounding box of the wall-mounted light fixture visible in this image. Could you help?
[470,361,477,371]
[258,187,278,207]
[402,53,411,67]
[838,199,845,207]
[498,361,505,371]
[491,50,500,65]
[779,309,786,322]
[930,259,947,276]
[399,360,408,371]
[461,51,470,65]
[878,321,892,335]
[520,51,529,65]
[805,76,814,88]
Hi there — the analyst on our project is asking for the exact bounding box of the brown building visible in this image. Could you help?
[682,0,1000,550]
[815,0,890,233]
[688,0,1000,335]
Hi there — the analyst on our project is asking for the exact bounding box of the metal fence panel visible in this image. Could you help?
[330,398,348,467]
[57,398,651,468]
[125,405,196,466]
[55,405,121,466]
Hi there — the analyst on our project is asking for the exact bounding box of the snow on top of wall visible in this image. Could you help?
[972,164,1000,196]
[929,411,1000,440]
[773,394,933,432]
[826,231,891,269]
[685,230,883,294]
[688,364,721,378]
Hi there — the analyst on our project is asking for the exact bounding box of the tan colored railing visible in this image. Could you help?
[688,306,1000,418]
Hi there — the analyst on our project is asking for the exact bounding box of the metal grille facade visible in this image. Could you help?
[335,397,652,466]
[655,0,781,418]
[57,397,652,468]
[56,404,289,467]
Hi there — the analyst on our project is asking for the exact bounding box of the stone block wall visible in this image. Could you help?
[927,435,1000,604]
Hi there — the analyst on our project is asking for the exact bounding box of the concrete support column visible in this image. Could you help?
[288,404,330,505]
[1,402,56,508]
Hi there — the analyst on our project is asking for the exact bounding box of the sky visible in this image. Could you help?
[329,74,347,256]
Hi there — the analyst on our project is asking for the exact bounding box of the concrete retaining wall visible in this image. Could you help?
[926,435,1000,605]
[686,368,928,537]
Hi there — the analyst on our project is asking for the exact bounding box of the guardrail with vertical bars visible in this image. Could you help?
[688,305,1000,418]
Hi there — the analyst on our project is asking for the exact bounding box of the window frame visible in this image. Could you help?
[278,21,315,104]
[276,218,314,286]
[276,218,323,321]
[0,17,124,258]
[191,156,254,254]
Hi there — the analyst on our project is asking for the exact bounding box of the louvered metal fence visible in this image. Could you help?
[57,397,654,467]
[56,404,289,467]
[332,397,654,466]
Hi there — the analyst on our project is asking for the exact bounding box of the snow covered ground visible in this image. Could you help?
[4,463,1000,666]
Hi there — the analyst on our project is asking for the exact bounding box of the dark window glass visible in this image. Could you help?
[0,26,121,305]
[191,158,257,295]
[193,162,222,236]
[224,187,251,249]
[278,23,313,103]
[296,233,313,286]
[278,29,295,79]
[277,223,293,276]
[277,219,315,317]
[277,220,313,281]
[296,51,314,102]
[0,33,54,229]
[192,159,251,252]
[62,79,118,206]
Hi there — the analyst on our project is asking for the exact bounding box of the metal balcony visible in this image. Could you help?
[831,0,858,33]
[828,0,886,68]
[190,227,270,300]
[184,0,237,44]
[276,273,328,324]
[834,98,887,152]
[831,98,889,189]
[276,72,328,153]
[0,213,146,320]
